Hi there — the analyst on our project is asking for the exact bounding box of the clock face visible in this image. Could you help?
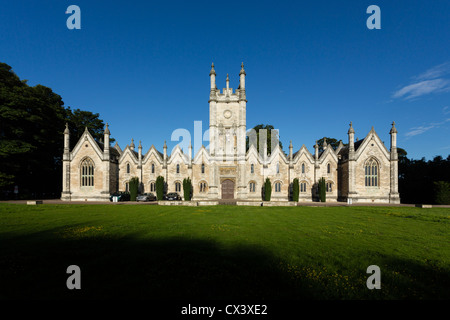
[223,110,232,119]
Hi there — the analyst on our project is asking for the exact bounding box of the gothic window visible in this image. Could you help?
[151,163,155,174]
[125,182,129,192]
[199,181,207,193]
[365,158,379,187]
[81,158,94,187]
[300,181,307,193]
[301,163,305,174]
[175,182,181,192]
[176,164,180,174]
[251,164,254,174]
[150,181,155,192]
[249,182,256,192]
[326,182,332,192]
[275,182,281,192]
[126,163,130,174]
[327,163,331,174]
[276,163,280,174]
[201,163,205,174]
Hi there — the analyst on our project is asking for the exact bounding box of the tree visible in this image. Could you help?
[66,108,115,148]
[129,177,139,201]
[246,124,284,155]
[433,181,450,205]
[0,61,113,199]
[292,178,299,202]
[264,178,272,201]
[156,176,165,201]
[318,177,326,202]
[315,137,346,153]
[183,177,192,201]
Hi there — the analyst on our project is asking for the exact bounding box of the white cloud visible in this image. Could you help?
[414,62,450,81]
[392,79,450,100]
[392,62,450,100]
[405,118,450,137]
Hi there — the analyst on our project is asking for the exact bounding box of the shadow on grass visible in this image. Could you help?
[0,229,448,300]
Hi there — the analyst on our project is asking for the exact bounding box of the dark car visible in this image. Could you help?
[164,192,181,201]
[110,192,130,202]
[136,193,157,202]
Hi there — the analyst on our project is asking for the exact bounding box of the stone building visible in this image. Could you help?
[61,63,400,204]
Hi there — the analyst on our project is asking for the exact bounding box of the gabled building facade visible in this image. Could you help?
[61,63,400,203]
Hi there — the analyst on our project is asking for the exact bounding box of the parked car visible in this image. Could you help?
[136,193,156,202]
[110,192,130,202]
[164,192,181,201]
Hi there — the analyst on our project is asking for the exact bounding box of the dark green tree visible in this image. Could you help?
[292,178,299,202]
[0,61,113,199]
[315,137,346,153]
[156,176,165,201]
[66,108,115,148]
[246,124,284,155]
[183,177,192,201]
[264,178,272,201]
[129,177,139,201]
[433,181,450,205]
[318,177,326,202]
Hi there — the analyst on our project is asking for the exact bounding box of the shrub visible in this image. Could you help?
[156,176,165,201]
[318,177,326,202]
[183,177,192,201]
[129,177,139,201]
[264,178,272,201]
[434,181,450,204]
[292,178,299,202]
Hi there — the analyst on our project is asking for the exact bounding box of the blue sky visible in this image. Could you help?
[1,0,449,160]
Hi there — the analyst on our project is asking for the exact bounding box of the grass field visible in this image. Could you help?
[0,203,448,300]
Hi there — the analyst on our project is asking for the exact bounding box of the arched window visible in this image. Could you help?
[301,163,305,174]
[199,181,207,193]
[275,182,281,192]
[300,181,307,193]
[151,163,155,174]
[175,181,181,192]
[125,182,129,192]
[251,164,254,174]
[81,158,94,186]
[201,163,205,174]
[365,158,379,187]
[327,163,331,174]
[176,164,180,174]
[249,181,256,192]
[126,163,130,174]
[326,182,332,192]
[276,163,280,174]
[150,181,155,192]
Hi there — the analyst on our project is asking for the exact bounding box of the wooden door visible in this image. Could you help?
[221,179,234,199]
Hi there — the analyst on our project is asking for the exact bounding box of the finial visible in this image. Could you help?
[138,140,142,148]
[210,63,216,76]
[226,73,229,81]
[130,138,135,147]
[104,122,110,135]
[64,122,70,134]
[163,140,167,148]
[390,121,398,134]
[240,62,246,75]
[289,140,293,147]
[348,121,355,134]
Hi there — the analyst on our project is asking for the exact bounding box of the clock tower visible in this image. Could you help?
[208,63,247,199]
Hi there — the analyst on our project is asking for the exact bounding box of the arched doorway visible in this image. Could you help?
[221,179,234,199]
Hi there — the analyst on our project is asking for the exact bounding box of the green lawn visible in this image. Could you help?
[0,203,448,300]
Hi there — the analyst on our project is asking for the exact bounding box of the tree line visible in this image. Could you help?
[0,62,112,199]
